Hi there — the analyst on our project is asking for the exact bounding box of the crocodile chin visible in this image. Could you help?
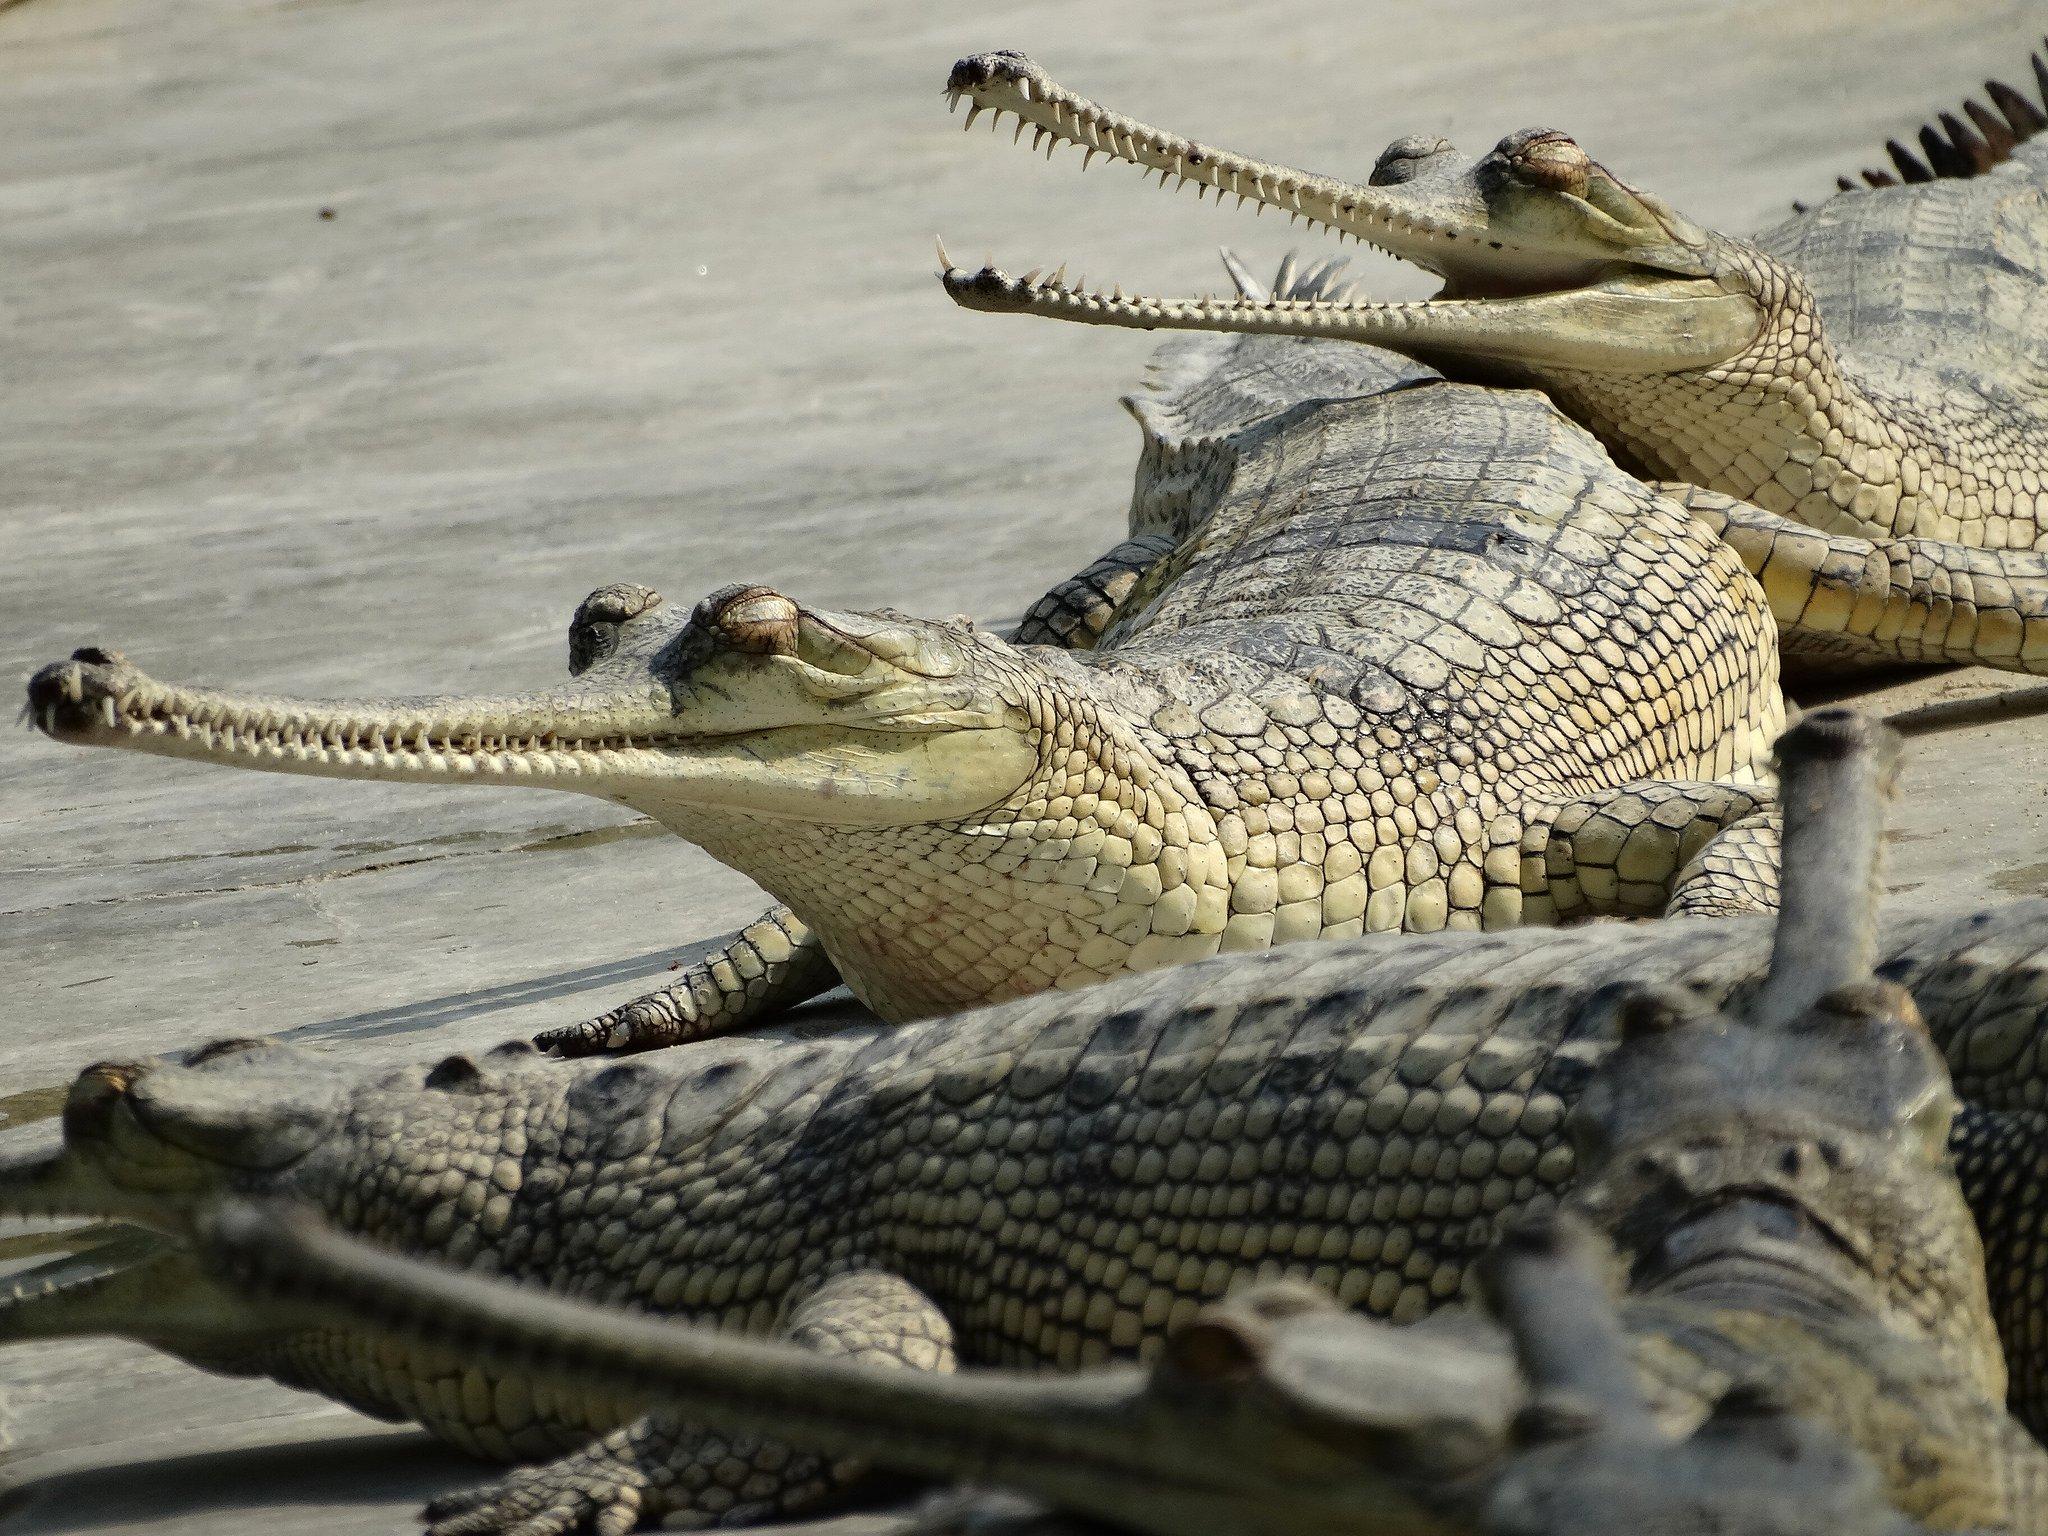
[936,51,1761,374]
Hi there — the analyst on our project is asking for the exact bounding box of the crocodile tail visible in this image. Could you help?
[1796,40,2048,211]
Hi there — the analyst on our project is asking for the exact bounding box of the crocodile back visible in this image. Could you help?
[1755,138,2048,402]
[1092,381,1781,793]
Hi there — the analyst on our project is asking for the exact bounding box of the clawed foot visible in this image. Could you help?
[424,1449,652,1536]
[533,995,668,1059]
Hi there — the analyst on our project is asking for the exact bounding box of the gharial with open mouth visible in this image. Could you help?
[938,48,2048,574]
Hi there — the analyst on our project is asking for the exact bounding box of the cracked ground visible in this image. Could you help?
[6,1,2048,1533]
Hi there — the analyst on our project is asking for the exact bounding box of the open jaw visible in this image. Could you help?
[937,51,1761,373]
[24,588,1040,823]
[0,1113,257,1348]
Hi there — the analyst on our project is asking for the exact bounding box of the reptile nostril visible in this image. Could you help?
[1779,1142,1831,1184]
[69,646,126,667]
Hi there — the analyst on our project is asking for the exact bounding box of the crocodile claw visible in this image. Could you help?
[423,1439,651,1536]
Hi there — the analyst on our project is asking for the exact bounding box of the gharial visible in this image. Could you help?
[11,711,2041,1533]
[939,48,2048,677]
[198,1210,1949,1536]
[182,711,2024,1536]
[9,705,2048,1532]
[29,302,1811,1057]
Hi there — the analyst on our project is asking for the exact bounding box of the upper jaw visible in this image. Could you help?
[28,593,1019,819]
[26,646,686,781]
[938,51,1758,372]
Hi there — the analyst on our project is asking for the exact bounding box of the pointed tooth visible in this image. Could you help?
[962,104,982,131]
[935,235,955,272]
[1031,126,1049,152]
[1012,119,1026,145]
[1080,147,1098,172]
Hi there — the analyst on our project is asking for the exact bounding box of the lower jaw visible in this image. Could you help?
[52,719,679,786]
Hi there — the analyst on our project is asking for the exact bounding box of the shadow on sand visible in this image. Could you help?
[2,1427,474,1534]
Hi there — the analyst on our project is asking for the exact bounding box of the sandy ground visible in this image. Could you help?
[6,1,2048,1531]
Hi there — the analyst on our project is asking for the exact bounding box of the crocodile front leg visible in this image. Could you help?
[423,1270,955,1534]
[535,908,838,1058]
[1662,482,2048,675]
[1535,781,1776,922]
[1667,804,1781,917]
[1010,533,1179,650]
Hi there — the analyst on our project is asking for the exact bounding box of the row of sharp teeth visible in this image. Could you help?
[47,695,669,762]
[940,73,1462,269]
[3,1269,106,1309]
[940,245,1386,320]
[944,85,1363,239]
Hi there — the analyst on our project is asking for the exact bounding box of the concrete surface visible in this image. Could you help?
[6,0,2048,1531]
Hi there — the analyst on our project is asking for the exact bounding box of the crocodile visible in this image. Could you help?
[936,50,2048,676]
[154,711,2048,1533]
[7,705,2048,1528]
[26,305,1794,1054]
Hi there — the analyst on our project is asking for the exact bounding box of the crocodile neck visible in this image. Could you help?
[1540,238,2034,548]
[637,661,1232,1022]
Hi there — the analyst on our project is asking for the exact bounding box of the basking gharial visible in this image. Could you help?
[56,712,2048,1534]
[939,50,2048,674]
[9,708,2048,1531]
[27,308,1791,1053]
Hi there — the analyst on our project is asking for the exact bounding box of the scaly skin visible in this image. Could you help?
[7,895,2048,1524]
[25,317,1786,1046]
[72,712,2048,1533]
[937,50,2048,670]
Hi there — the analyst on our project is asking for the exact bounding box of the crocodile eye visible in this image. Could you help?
[569,583,664,676]
[1369,135,1455,187]
[1496,129,1591,196]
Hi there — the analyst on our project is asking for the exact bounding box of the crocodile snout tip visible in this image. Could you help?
[946,51,1038,96]
[25,651,131,736]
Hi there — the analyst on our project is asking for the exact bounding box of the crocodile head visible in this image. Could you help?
[0,1040,347,1375]
[938,51,1762,379]
[26,582,1196,1018]
[26,583,1036,829]
[1567,977,2005,1401]
[0,1036,680,1457]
